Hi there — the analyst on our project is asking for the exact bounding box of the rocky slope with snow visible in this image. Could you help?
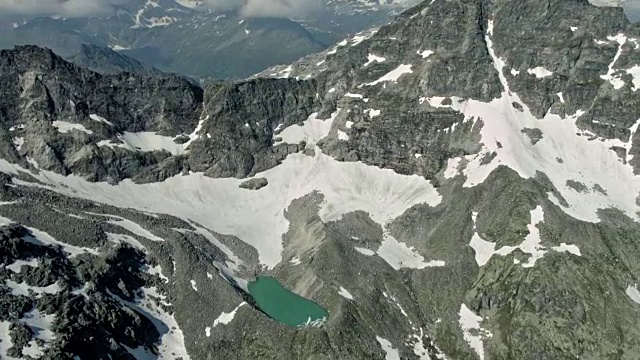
[1,0,640,359]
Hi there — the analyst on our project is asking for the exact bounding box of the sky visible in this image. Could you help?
[0,0,114,18]
[0,0,323,19]
[0,0,637,21]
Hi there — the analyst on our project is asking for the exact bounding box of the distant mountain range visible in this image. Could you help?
[0,0,419,79]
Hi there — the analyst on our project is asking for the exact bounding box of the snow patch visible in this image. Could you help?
[469,208,581,267]
[142,264,170,283]
[516,206,547,267]
[469,213,497,267]
[89,114,113,126]
[351,34,367,46]
[5,258,39,273]
[589,0,625,7]
[377,233,445,270]
[147,16,176,28]
[71,282,92,300]
[213,302,246,327]
[384,292,409,319]
[443,157,462,178]
[98,132,187,155]
[417,50,434,59]
[21,308,56,343]
[345,92,366,100]
[366,64,413,86]
[527,66,553,78]
[355,247,376,256]
[458,304,491,360]
[0,214,13,227]
[600,34,627,90]
[22,225,99,257]
[551,243,581,256]
[290,257,301,265]
[408,327,447,359]
[627,65,640,91]
[364,54,386,67]
[12,137,24,151]
[22,340,45,358]
[337,130,349,141]
[5,280,61,297]
[376,336,401,360]
[92,214,166,242]
[180,222,241,270]
[626,284,640,304]
[0,321,18,360]
[367,109,381,118]
[275,111,339,147]
[107,233,147,252]
[109,44,130,51]
[190,280,198,291]
[52,121,93,135]
[338,286,354,300]
[182,117,207,149]
[275,65,293,79]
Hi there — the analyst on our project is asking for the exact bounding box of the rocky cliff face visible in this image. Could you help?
[0,45,203,183]
[1,0,640,359]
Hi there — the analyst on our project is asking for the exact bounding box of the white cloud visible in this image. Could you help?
[200,0,322,18]
[0,0,115,18]
[238,0,322,18]
[0,0,324,20]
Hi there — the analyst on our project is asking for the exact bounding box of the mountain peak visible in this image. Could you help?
[0,45,72,73]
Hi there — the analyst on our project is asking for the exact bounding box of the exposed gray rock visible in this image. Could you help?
[566,179,590,193]
[240,178,269,190]
[521,127,544,145]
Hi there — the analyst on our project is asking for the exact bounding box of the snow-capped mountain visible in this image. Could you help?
[0,0,416,79]
[0,0,640,359]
